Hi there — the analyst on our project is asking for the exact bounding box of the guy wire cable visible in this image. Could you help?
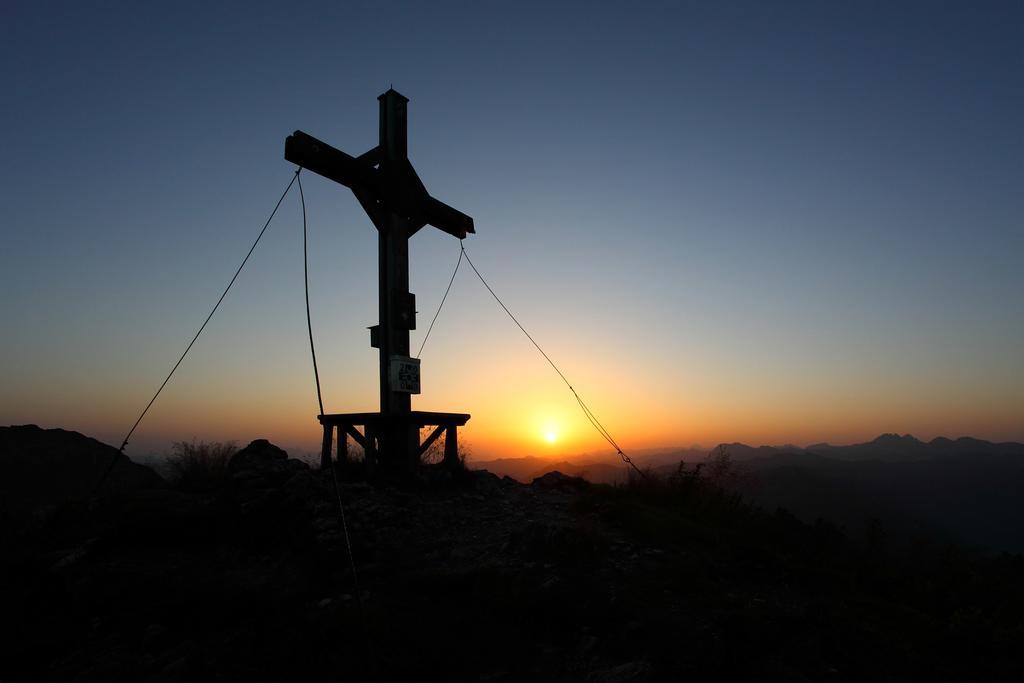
[94,171,300,492]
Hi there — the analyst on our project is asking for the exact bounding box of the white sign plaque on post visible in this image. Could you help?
[390,356,421,394]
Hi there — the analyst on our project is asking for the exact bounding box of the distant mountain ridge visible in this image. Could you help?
[468,456,629,484]
[804,433,1024,461]
[471,435,1024,552]
[471,433,1024,483]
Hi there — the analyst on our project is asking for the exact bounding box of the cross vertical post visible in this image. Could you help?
[376,90,417,463]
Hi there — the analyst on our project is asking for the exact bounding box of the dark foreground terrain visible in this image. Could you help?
[2,425,1023,682]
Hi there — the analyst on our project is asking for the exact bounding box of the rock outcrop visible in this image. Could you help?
[0,424,164,520]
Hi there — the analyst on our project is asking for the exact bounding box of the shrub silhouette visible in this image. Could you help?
[577,451,752,548]
[166,439,237,491]
[704,444,742,489]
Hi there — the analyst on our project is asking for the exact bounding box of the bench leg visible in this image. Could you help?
[443,426,459,468]
[365,426,378,476]
[339,429,348,466]
[320,424,333,470]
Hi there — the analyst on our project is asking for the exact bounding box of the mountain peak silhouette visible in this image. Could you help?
[871,433,921,444]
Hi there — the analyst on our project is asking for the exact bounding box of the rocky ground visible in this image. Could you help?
[2,426,1023,681]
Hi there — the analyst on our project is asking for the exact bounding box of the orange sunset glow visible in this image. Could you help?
[17,310,1021,464]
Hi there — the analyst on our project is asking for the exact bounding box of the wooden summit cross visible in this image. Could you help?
[285,89,473,472]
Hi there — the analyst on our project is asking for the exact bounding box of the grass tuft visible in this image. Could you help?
[165,439,237,491]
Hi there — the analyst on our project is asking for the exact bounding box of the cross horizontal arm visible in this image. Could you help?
[398,160,474,238]
[422,196,474,239]
[285,130,474,239]
[285,131,379,193]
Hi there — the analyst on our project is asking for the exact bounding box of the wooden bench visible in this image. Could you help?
[318,411,470,470]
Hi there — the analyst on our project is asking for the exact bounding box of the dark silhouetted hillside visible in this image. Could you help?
[478,435,1024,554]
[0,425,164,521]
[739,449,1024,553]
[468,455,551,480]
[3,427,1024,681]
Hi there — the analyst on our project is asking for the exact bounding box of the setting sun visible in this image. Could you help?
[541,419,561,444]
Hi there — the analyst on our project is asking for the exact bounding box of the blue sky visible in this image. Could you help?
[1,1,1021,458]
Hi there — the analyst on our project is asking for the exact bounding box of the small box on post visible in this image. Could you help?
[389,355,421,394]
[392,290,416,329]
